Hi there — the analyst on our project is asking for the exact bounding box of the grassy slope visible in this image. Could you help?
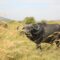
[0,21,60,60]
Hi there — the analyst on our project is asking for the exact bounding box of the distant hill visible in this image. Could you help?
[0,17,13,22]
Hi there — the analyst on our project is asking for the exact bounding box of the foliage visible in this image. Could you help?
[41,20,47,24]
[23,17,36,24]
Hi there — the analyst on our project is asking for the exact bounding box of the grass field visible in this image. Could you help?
[0,21,60,60]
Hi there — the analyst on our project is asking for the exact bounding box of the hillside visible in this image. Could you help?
[0,17,12,22]
[0,19,60,60]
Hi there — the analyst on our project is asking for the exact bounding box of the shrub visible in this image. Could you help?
[3,24,8,28]
[23,17,35,24]
[41,20,47,24]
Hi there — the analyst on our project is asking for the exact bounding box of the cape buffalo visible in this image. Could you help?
[23,23,60,49]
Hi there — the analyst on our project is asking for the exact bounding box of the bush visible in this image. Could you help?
[41,20,47,24]
[3,24,8,28]
[23,17,35,24]
[40,20,47,26]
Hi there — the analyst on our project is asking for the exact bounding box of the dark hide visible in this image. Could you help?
[23,23,60,49]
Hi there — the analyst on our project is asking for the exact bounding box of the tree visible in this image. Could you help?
[23,17,35,24]
[41,19,47,24]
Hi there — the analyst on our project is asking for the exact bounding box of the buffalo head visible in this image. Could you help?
[23,23,44,44]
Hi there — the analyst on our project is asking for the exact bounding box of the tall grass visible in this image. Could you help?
[0,21,60,60]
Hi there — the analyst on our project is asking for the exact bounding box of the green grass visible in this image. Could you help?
[0,21,60,60]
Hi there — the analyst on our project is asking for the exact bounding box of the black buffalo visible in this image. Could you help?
[23,23,60,49]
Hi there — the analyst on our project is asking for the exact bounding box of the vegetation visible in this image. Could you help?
[23,17,36,24]
[0,18,60,60]
[41,20,47,24]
